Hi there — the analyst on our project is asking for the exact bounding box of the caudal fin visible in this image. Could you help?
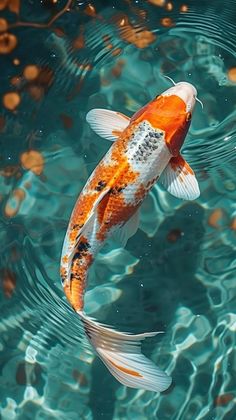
[79,312,172,393]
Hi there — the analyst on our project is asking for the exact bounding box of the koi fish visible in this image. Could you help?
[60,81,200,393]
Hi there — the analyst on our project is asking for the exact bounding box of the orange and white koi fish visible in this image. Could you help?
[60,81,200,393]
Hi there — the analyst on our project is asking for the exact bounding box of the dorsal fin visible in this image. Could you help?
[86,109,130,141]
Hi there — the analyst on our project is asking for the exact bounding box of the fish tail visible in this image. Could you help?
[78,312,172,393]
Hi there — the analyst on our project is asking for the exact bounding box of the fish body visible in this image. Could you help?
[60,82,200,392]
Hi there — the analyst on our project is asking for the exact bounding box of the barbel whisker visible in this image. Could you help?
[164,75,176,86]
[196,96,204,109]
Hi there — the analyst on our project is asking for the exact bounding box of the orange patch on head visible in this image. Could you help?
[133,95,190,155]
[108,359,142,377]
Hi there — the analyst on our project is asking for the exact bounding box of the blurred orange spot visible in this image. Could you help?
[0,0,8,10]
[167,228,182,242]
[27,85,44,101]
[78,63,92,72]
[53,27,66,37]
[148,0,165,5]
[0,32,17,54]
[34,66,54,89]
[120,24,155,48]
[208,208,224,228]
[72,370,88,386]
[1,268,16,298]
[137,9,147,19]
[13,57,20,65]
[112,47,122,56]
[230,217,236,230]
[84,3,96,17]
[23,64,40,81]
[166,2,173,11]
[0,18,8,32]
[3,91,20,110]
[103,34,110,42]
[72,34,85,49]
[228,67,236,82]
[1,165,18,177]
[5,188,25,217]
[180,4,188,12]
[214,394,234,406]
[111,59,125,78]
[161,17,174,27]
[20,150,44,175]
[11,75,22,86]
[60,113,73,129]
[8,0,20,14]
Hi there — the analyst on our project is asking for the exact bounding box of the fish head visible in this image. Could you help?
[131,81,197,156]
[162,81,197,114]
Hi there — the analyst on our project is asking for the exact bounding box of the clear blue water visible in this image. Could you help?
[0,1,236,419]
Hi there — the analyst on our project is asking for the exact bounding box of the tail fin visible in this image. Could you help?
[79,312,172,393]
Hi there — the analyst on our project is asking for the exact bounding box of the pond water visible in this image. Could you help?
[0,1,236,419]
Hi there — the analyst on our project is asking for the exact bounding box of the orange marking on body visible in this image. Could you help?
[108,359,143,377]
[95,127,140,241]
[69,228,78,243]
[70,125,139,244]
[64,239,93,311]
[62,255,69,264]
[135,183,147,201]
[133,95,190,156]
[170,155,194,175]
[112,129,122,137]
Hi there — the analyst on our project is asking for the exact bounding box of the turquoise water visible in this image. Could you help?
[0,0,236,419]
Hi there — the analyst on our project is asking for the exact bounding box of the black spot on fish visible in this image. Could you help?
[109,184,126,195]
[73,223,84,229]
[95,180,107,192]
[72,240,91,260]
[77,241,90,252]
[129,121,164,163]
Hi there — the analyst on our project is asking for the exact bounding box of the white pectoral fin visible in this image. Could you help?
[86,109,130,141]
[112,210,140,247]
[161,155,200,200]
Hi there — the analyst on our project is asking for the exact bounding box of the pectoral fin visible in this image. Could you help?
[160,155,200,200]
[86,109,130,141]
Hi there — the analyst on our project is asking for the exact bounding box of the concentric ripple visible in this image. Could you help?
[0,0,236,419]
